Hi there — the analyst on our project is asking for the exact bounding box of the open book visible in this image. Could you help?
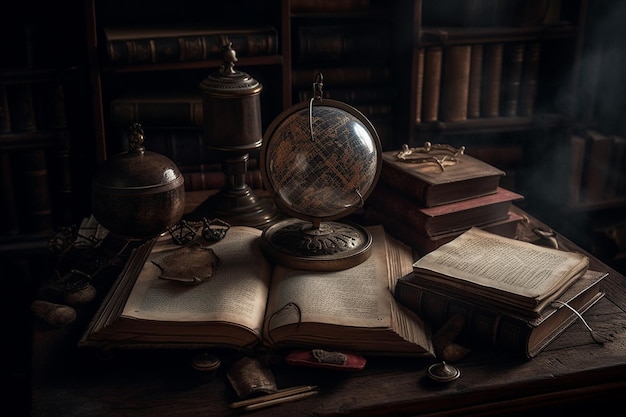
[411,227,590,318]
[79,225,434,357]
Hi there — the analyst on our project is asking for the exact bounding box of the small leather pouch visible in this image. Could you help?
[227,357,278,399]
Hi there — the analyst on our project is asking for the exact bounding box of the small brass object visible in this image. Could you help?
[396,142,465,171]
[427,361,461,383]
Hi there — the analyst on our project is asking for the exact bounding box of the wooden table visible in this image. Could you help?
[29,198,626,417]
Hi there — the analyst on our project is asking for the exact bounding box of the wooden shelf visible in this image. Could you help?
[414,114,571,135]
[100,55,285,74]
[419,24,578,46]
[0,130,70,151]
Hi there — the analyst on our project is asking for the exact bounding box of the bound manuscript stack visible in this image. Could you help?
[395,227,605,359]
[365,144,523,254]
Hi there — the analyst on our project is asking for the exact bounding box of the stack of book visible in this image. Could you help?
[364,146,524,255]
[394,227,604,359]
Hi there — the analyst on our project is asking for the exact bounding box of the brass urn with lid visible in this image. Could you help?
[91,123,185,239]
[191,40,279,228]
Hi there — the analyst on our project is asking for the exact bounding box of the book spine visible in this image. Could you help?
[47,146,73,227]
[518,41,540,117]
[14,149,53,234]
[292,66,393,88]
[296,25,390,65]
[295,87,396,104]
[107,29,278,65]
[0,85,11,133]
[379,161,430,203]
[364,206,520,255]
[501,42,525,117]
[394,280,531,357]
[582,130,613,203]
[606,136,626,198]
[6,83,37,132]
[440,45,471,122]
[291,0,371,13]
[0,151,20,235]
[368,185,513,237]
[110,97,203,128]
[367,185,429,236]
[414,48,425,124]
[481,43,504,117]
[33,81,67,130]
[467,44,483,119]
[568,135,586,205]
[421,46,443,123]
[119,128,209,167]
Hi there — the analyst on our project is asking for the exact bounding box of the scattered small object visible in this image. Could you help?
[63,284,97,306]
[202,218,231,241]
[432,313,471,361]
[230,385,319,411]
[191,352,221,379]
[227,357,278,399]
[427,361,461,383]
[152,243,220,284]
[285,349,366,371]
[533,227,559,249]
[31,300,77,327]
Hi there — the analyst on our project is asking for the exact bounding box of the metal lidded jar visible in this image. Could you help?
[199,40,263,151]
[91,123,185,239]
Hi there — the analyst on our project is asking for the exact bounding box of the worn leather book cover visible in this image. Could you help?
[292,66,392,88]
[395,269,606,359]
[501,42,525,117]
[364,207,523,256]
[105,25,278,65]
[367,186,522,237]
[379,149,505,207]
[110,91,203,128]
[440,45,471,122]
[568,134,587,205]
[481,43,504,117]
[296,24,389,64]
[582,129,613,203]
[467,44,483,119]
[421,46,443,122]
[518,41,541,117]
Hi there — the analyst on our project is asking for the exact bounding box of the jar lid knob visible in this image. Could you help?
[128,122,146,154]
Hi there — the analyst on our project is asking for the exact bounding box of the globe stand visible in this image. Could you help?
[259,73,383,271]
[261,218,372,271]
[190,150,280,229]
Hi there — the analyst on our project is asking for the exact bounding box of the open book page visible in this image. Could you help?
[385,233,416,290]
[121,226,271,335]
[265,226,391,330]
[413,227,589,309]
[263,226,433,355]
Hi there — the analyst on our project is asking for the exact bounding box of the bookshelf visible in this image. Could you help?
[86,0,289,165]
[406,1,588,205]
[0,1,90,246]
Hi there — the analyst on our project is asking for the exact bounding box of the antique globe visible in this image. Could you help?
[260,77,382,271]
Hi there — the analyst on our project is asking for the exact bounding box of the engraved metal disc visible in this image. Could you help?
[261,218,372,271]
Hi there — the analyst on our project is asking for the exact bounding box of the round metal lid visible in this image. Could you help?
[199,42,262,97]
[92,123,183,191]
